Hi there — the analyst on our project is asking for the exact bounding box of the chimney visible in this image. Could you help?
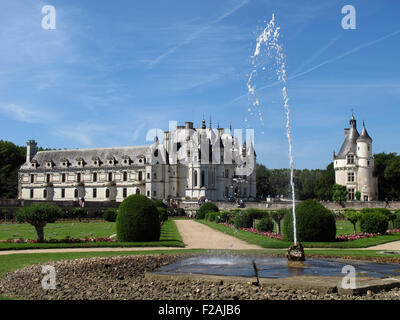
[26,140,38,163]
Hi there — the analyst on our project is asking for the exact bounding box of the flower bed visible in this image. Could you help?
[336,233,380,241]
[387,229,400,234]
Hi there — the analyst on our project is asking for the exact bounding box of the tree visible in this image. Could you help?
[373,152,398,200]
[345,209,361,234]
[15,204,62,242]
[315,163,335,201]
[270,208,288,235]
[384,157,400,200]
[332,184,348,205]
[0,141,26,199]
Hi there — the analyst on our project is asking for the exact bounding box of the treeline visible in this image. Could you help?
[373,153,400,200]
[256,163,335,201]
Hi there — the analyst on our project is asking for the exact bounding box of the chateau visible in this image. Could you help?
[333,115,378,201]
[18,120,257,202]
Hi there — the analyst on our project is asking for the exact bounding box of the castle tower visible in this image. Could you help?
[334,115,378,201]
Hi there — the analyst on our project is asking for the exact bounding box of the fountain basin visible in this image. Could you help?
[148,255,400,295]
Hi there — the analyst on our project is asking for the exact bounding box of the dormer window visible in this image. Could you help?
[60,158,69,168]
[31,160,38,169]
[46,160,53,168]
[107,156,116,166]
[92,157,101,167]
[122,156,131,165]
[76,157,84,167]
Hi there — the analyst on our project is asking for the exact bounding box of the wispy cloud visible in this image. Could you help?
[146,0,249,67]
[0,103,56,123]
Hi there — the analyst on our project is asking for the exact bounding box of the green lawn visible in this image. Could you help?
[0,219,184,250]
[0,220,116,240]
[198,220,400,249]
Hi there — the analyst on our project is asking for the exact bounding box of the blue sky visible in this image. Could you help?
[0,0,399,169]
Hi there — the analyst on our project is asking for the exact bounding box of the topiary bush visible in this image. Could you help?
[154,199,168,209]
[359,210,388,234]
[196,202,219,219]
[283,199,336,242]
[345,209,361,234]
[103,208,117,222]
[116,194,160,242]
[270,209,288,235]
[255,216,274,232]
[15,204,62,242]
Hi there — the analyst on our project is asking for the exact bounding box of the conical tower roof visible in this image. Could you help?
[336,116,359,158]
[357,122,372,142]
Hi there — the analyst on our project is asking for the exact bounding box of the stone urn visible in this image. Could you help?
[287,242,305,262]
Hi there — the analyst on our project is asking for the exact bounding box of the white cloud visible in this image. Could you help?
[0,103,56,123]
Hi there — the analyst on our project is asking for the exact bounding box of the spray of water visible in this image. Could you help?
[248,14,297,243]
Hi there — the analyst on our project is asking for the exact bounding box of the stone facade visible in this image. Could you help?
[333,115,378,201]
[18,120,257,202]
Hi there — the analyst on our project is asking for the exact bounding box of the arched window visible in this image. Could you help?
[136,188,140,195]
[123,188,127,198]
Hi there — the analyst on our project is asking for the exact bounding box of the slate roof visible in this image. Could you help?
[357,126,372,142]
[20,146,150,170]
[336,126,359,159]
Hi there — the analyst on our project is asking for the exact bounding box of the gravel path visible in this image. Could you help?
[1,254,400,300]
[173,220,261,250]
[362,240,400,251]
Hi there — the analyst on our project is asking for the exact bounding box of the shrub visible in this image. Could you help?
[345,209,361,234]
[393,211,400,229]
[103,208,117,222]
[116,194,160,242]
[157,207,168,222]
[15,204,62,242]
[196,202,219,220]
[0,209,13,220]
[283,199,336,242]
[234,208,267,229]
[359,210,388,234]
[167,208,186,216]
[255,216,274,232]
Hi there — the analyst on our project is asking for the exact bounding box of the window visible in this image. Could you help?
[43,189,47,198]
[123,188,127,198]
[61,189,65,198]
[108,172,113,182]
[201,171,205,187]
[46,174,50,183]
[30,189,34,198]
[364,195,369,201]
[93,188,97,198]
[138,171,142,181]
[93,172,97,182]
[348,172,355,182]
[77,173,81,183]
[147,173,150,179]
[30,174,34,183]
[347,154,354,164]
[153,172,157,179]
[62,173,66,183]
[106,189,110,198]
[74,189,78,198]
[123,172,127,182]
[348,188,355,200]
[153,190,157,197]
[225,169,229,178]
[225,186,229,198]
[136,189,140,195]
[194,171,198,187]
[147,190,150,196]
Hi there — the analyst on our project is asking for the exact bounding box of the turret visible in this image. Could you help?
[26,140,37,163]
[356,121,373,160]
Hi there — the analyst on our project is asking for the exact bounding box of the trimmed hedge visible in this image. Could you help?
[157,207,168,222]
[103,208,117,222]
[116,194,160,242]
[196,202,219,219]
[283,199,336,242]
[255,217,274,232]
[359,210,388,234]
[234,208,268,229]
[393,211,400,229]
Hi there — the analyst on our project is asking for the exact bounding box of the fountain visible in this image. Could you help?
[148,15,400,296]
